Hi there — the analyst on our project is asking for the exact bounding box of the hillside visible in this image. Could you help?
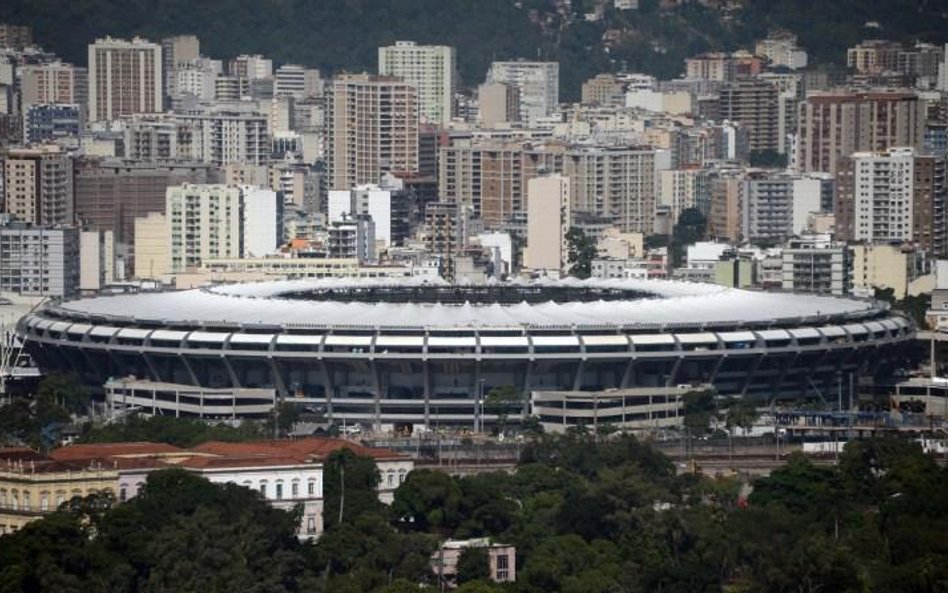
[5,0,946,100]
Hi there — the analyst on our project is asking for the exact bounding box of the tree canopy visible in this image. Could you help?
[4,434,948,592]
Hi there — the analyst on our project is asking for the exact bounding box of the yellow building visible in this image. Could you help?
[851,244,923,300]
[0,449,118,534]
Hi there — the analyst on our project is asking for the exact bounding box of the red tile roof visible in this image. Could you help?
[189,438,406,460]
[177,454,312,470]
[49,442,187,461]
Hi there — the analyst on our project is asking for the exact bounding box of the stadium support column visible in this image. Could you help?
[320,360,335,420]
[621,357,636,388]
[521,360,534,417]
[708,354,727,385]
[665,335,684,387]
[572,359,586,391]
[221,356,242,388]
[264,336,287,397]
[774,352,800,404]
[423,360,431,428]
[371,359,382,432]
[740,355,764,397]
[141,351,162,382]
[267,358,289,398]
[180,355,201,387]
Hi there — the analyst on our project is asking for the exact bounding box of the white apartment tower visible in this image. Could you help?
[379,41,456,126]
[166,184,242,272]
[486,61,559,124]
[88,37,162,122]
[844,148,916,244]
[524,174,571,274]
[328,185,393,247]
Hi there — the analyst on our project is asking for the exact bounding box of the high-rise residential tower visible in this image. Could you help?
[486,61,559,124]
[795,91,926,175]
[379,41,456,126]
[2,146,74,226]
[88,37,162,122]
[328,74,419,190]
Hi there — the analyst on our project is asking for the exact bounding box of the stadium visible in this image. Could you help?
[18,278,915,428]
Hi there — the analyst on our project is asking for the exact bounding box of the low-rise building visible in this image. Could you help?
[781,235,851,295]
[0,448,119,534]
[432,538,517,586]
[4,438,414,538]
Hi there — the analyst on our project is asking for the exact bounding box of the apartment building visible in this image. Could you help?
[0,221,80,297]
[328,75,419,190]
[73,158,218,269]
[781,235,851,295]
[524,174,571,274]
[439,141,657,233]
[2,146,73,226]
[486,61,559,124]
[718,78,780,153]
[19,62,88,111]
[836,147,947,256]
[795,91,926,175]
[379,41,456,126]
[88,37,162,122]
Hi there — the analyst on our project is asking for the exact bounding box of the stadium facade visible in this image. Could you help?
[18,278,914,428]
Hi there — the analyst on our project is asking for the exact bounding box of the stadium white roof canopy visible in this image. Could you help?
[51,277,884,330]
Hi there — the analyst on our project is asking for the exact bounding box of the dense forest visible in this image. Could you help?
[2,433,947,592]
[5,0,946,100]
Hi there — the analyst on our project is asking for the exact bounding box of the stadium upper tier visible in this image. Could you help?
[18,278,915,426]
[38,277,886,330]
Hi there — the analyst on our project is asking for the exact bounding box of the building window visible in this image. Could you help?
[259,482,267,497]
[306,516,316,534]
[387,472,394,487]
[291,481,299,497]
[119,487,127,502]
[496,553,509,581]
[308,480,315,496]
[275,483,283,500]
[40,493,49,512]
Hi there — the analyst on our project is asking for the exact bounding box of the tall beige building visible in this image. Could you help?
[2,146,74,225]
[379,41,456,126]
[708,175,743,242]
[328,74,419,190]
[88,37,162,122]
[795,91,925,175]
[439,141,657,233]
[524,174,571,274]
[477,82,520,127]
[19,62,88,111]
[133,212,171,280]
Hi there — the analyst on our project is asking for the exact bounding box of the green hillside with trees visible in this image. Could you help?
[5,0,946,101]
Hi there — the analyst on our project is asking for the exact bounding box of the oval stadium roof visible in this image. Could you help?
[49,277,883,330]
